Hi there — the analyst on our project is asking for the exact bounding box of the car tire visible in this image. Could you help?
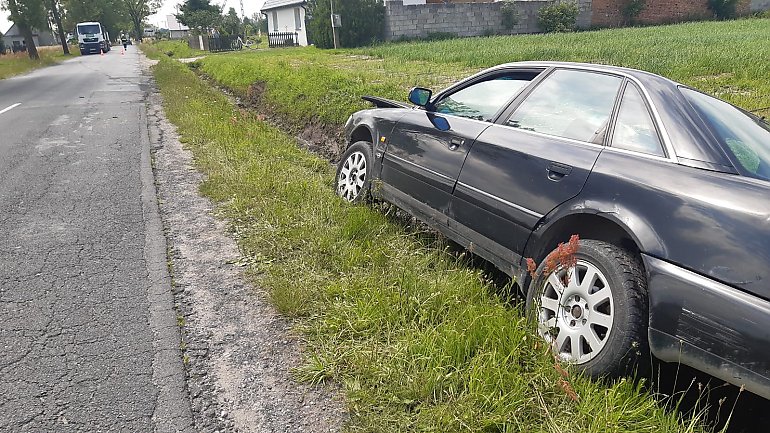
[525,239,649,379]
[335,141,373,203]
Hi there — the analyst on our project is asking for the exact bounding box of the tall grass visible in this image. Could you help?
[193,18,770,127]
[150,40,207,59]
[151,54,711,432]
[197,47,473,125]
[0,45,75,79]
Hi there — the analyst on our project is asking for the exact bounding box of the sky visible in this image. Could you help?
[147,0,267,28]
[1,0,266,35]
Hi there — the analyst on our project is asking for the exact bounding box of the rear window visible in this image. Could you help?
[682,87,770,181]
[78,24,101,35]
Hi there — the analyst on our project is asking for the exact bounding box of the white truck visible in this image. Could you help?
[76,22,111,55]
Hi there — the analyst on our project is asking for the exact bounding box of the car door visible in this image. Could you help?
[449,68,624,256]
[380,70,542,214]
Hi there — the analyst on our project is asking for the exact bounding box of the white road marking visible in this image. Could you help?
[0,103,21,115]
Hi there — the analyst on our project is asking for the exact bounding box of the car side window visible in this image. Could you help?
[506,69,622,143]
[433,72,538,122]
[611,84,665,157]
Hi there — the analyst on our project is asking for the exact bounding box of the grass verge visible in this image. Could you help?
[150,53,710,432]
[0,45,77,79]
[149,39,267,61]
[150,40,207,59]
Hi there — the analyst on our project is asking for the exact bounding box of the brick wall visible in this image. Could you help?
[591,0,754,27]
[383,0,592,41]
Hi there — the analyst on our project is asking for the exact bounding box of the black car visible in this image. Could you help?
[335,61,770,400]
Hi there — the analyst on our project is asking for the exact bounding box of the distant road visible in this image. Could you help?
[0,48,192,431]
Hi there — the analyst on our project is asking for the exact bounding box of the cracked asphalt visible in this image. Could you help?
[0,49,192,431]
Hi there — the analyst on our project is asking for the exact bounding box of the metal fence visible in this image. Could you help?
[188,35,203,50]
[188,35,242,52]
[268,32,299,48]
[209,36,241,52]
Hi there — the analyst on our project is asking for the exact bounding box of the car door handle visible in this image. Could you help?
[448,137,464,151]
[547,162,572,181]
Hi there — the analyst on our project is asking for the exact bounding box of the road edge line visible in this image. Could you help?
[138,56,196,432]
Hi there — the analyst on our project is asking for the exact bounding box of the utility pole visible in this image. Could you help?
[329,0,339,49]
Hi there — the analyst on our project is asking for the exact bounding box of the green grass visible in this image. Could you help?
[148,33,718,430]
[150,40,206,59]
[196,47,474,126]
[149,38,267,60]
[0,45,77,79]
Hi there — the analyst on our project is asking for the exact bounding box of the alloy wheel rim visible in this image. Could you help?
[536,260,614,364]
[337,151,367,201]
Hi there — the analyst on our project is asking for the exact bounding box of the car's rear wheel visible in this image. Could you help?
[526,239,649,378]
[336,141,373,203]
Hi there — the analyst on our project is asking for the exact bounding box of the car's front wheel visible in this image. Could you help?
[336,141,373,203]
[526,239,649,378]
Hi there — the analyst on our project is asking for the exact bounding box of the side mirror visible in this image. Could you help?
[427,113,450,131]
[408,87,432,107]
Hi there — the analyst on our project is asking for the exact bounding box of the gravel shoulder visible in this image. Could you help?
[142,56,347,433]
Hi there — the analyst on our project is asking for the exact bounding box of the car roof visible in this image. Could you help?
[498,61,676,87]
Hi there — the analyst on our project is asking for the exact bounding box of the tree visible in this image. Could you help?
[220,7,242,36]
[63,0,131,42]
[119,0,160,42]
[251,12,267,34]
[708,0,741,18]
[176,0,222,35]
[306,0,384,49]
[2,0,47,59]
[47,0,69,54]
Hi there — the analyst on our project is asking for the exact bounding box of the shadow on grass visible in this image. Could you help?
[653,361,770,433]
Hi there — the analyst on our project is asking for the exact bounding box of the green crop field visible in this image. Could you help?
[143,18,770,432]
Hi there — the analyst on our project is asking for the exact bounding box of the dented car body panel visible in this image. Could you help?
[345,61,770,399]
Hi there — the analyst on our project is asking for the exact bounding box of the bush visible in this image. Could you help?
[306,0,385,48]
[538,1,579,33]
[708,0,741,19]
[500,0,520,30]
[426,31,457,41]
[623,0,646,24]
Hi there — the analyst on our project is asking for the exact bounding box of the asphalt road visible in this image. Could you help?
[0,48,192,431]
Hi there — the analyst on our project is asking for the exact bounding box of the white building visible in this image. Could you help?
[2,23,57,52]
[165,14,189,39]
[261,0,307,46]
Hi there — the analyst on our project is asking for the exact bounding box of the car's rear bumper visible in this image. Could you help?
[644,254,770,400]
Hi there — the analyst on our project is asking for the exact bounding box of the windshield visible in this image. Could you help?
[77,24,101,35]
[681,87,770,181]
